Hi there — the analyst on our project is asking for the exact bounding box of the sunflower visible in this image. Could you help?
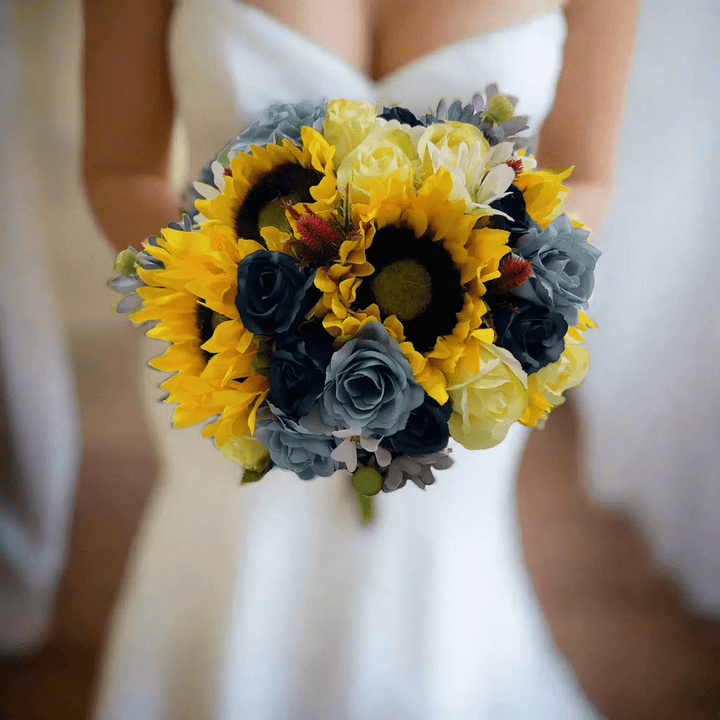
[133,222,268,440]
[195,126,338,244]
[319,168,510,404]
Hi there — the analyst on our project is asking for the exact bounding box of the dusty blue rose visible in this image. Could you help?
[320,323,425,436]
[223,100,327,157]
[236,251,317,336]
[513,214,601,325]
[253,407,337,480]
[493,298,568,373]
[269,328,334,418]
[380,394,452,455]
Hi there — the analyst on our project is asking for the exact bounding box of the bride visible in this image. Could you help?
[82,0,636,717]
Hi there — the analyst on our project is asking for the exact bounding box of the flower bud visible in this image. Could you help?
[485,94,515,124]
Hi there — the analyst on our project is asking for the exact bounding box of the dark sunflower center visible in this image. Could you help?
[195,304,227,363]
[234,163,323,243]
[354,226,463,353]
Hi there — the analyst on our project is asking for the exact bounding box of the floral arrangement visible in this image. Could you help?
[110,88,599,522]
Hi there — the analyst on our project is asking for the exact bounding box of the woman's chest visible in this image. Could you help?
[243,0,567,81]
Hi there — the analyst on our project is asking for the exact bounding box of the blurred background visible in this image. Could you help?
[1,0,719,718]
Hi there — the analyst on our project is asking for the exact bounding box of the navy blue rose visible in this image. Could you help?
[489,185,539,242]
[269,328,335,418]
[513,214,601,325]
[236,250,317,335]
[320,322,425,436]
[380,394,452,455]
[493,299,568,373]
[378,106,424,127]
[253,407,337,480]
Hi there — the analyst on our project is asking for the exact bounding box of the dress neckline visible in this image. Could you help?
[224,0,565,90]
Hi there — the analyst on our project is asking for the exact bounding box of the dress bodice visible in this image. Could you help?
[170,0,567,177]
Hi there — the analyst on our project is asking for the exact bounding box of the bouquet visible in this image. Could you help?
[110,88,599,522]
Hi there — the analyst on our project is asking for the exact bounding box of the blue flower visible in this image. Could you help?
[254,407,337,480]
[320,323,425,436]
[378,106,424,127]
[223,100,327,158]
[269,327,335,418]
[513,214,601,325]
[493,299,568,373]
[489,185,540,241]
[380,394,452,455]
[236,250,317,336]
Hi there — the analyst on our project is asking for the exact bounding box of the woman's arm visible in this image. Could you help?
[82,0,182,253]
[536,0,639,231]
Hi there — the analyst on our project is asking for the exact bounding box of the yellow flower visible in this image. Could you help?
[323,99,377,165]
[446,338,528,449]
[520,338,590,427]
[217,434,270,470]
[336,122,420,205]
[515,165,573,228]
[195,126,337,240]
[416,121,490,181]
[132,222,268,437]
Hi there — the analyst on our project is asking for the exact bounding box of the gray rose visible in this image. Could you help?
[254,407,337,481]
[513,214,601,325]
[320,323,425,436]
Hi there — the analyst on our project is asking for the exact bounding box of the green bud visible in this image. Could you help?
[114,249,139,276]
[352,466,383,496]
[485,94,515,124]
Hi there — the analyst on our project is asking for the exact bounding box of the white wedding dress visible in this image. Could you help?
[95,2,603,718]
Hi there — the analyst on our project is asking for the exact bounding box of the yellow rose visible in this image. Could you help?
[336,122,419,204]
[416,121,490,179]
[218,434,270,471]
[534,339,590,406]
[446,340,528,450]
[323,99,377,166]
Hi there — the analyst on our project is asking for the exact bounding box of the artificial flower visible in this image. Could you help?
[268,327,334,418]
[223,100,327,159]
[253,406,337,480]
[513,213,601,325]
[320,322,425,436]
[493,298,568,373]
[380,394,452,455]
[335,121,420,205]
[235,250,318,335]
[331,427,392,473]
[322,99,377,165]
[382,451,454,492]
[196,126,337,243]
[446,339,528,450]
